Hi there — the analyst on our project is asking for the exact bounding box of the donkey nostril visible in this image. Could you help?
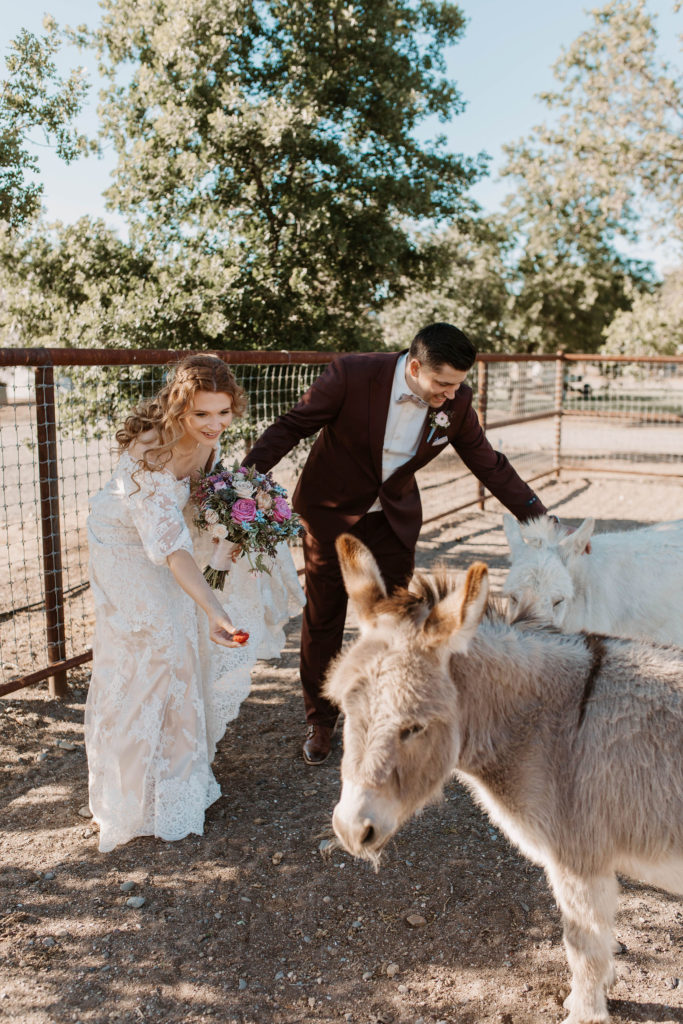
[360,821,375,845]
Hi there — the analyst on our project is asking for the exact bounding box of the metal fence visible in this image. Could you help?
[1,347,681,697]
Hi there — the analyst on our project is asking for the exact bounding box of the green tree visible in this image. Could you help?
[499,0,678,352]
[379,218,514,351]
[523,0,683,246]
[0,217,258,351]
[0,18,90,230]
[0,218,152,346]
[502,206,653,353]
[84,0,485,350]
[378,209,651,355]
[602,266,683,354]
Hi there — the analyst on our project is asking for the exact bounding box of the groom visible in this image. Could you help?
[243,322,553,765]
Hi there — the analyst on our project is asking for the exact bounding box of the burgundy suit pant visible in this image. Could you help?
[300,511,415,728]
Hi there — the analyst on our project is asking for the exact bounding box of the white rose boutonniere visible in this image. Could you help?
[427,408,453,443]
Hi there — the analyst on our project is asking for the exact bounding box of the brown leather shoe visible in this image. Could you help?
[302,724,333,765]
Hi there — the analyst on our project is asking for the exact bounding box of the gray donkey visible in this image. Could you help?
[326,534,683,1024]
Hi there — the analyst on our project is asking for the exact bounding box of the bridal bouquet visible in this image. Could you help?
[191,463,305,588]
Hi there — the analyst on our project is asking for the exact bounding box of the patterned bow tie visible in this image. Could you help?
[397,391,428,408]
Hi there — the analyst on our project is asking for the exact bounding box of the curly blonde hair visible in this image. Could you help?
[116,355,247,474]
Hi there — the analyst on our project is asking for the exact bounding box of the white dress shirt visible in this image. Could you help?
[368,354,428,512]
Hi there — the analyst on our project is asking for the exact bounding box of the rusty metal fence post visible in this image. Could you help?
[476,359,489,509]
[553,351,565,479]
[35,361,68,697]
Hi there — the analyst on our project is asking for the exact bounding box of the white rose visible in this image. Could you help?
[210,523,228,540]
[204,508,220,525]
[234,479,255,499]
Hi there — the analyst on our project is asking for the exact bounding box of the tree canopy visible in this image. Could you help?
[603,267,683,355]
[518,0,682,247]
[379,218,513,352]
[2,0,681,355]
[78,0,485,350]
[0,19,90,230]
[493,0,682,352]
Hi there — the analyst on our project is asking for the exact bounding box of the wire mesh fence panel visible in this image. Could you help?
[482,359,559,481]
[0,395,45,679]
[484,359,558,421]
[1,349,681,693]
[418,360,559,522]
[0,357,330,689]
[221,362,328,489]
[561,359,683,474]
[482,417,557,481]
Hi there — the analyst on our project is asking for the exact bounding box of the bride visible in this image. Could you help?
[85,354,304,852]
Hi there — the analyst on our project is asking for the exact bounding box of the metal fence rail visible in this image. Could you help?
[1,348,681,696]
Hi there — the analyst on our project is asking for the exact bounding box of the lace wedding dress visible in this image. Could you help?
[85,451,305,853]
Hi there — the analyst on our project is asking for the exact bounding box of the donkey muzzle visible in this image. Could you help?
[331,780,400,859]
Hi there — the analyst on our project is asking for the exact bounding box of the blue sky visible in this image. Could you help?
[2,0,681,269]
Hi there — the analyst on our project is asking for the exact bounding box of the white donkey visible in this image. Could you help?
[502,515,683,644]
[327,535,683,1024]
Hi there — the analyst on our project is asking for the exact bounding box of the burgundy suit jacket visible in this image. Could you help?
[243,351,547,549]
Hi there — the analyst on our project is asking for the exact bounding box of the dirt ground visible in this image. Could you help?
[1,473,682,1024]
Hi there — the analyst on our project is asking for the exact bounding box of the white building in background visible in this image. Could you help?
[0,366,33,404]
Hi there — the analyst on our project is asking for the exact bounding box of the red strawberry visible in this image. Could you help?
[232,630,249,645]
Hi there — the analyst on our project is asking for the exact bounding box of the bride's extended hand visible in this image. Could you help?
[208,610,245,648]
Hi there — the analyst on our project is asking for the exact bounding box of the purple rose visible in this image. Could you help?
[272,496,292,523]
[231,498,257,524]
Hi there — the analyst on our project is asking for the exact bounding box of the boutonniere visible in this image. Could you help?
[427,408,452,443]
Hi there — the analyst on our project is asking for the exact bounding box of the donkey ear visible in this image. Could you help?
[335,533,387,629]
[558,517,595,559]
[423,562,489,650]
[503,514,525,556]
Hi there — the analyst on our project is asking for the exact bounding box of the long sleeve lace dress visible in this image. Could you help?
[84,451,304,853]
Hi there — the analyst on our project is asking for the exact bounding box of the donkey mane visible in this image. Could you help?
[376,570,557,634]
[374,571,448,621]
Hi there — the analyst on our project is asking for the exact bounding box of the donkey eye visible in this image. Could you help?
[400,724,424,742]
[552,598,565,609]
